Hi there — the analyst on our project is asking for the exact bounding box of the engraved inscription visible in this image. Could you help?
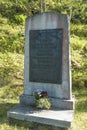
[29,29,63,84]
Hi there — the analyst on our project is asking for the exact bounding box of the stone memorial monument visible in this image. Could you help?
[8,12,74,129]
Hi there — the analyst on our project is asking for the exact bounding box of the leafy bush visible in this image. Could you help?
[0,1,26,20]
[13,14,26,24]
[0,0,87,24]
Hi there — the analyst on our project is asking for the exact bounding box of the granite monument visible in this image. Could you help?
[8,12,74,129]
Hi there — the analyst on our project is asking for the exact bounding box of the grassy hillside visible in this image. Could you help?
[70,24,87,88]
[0,0,87,130]
[0,17,24,53]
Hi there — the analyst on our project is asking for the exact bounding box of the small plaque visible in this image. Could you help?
[29,29,63,84]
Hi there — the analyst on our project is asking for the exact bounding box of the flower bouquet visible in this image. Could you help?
[34,89,51,109]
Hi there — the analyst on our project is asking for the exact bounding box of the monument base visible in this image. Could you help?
[7,104,74,129]
[20,94,74,110]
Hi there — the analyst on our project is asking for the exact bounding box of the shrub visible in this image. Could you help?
[12,14,26,25]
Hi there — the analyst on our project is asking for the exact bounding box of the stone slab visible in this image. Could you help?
[7,104,74,128]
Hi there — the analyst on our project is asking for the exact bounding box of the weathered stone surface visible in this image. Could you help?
[24,12,72,100]
[8,118,68,130]
[7,104,74,129]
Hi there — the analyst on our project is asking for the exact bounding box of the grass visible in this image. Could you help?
[0,17,24,53]
[71,88,87,130]
[0,53,87,130]
[70,34,87,88]
[0,53,24,130]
